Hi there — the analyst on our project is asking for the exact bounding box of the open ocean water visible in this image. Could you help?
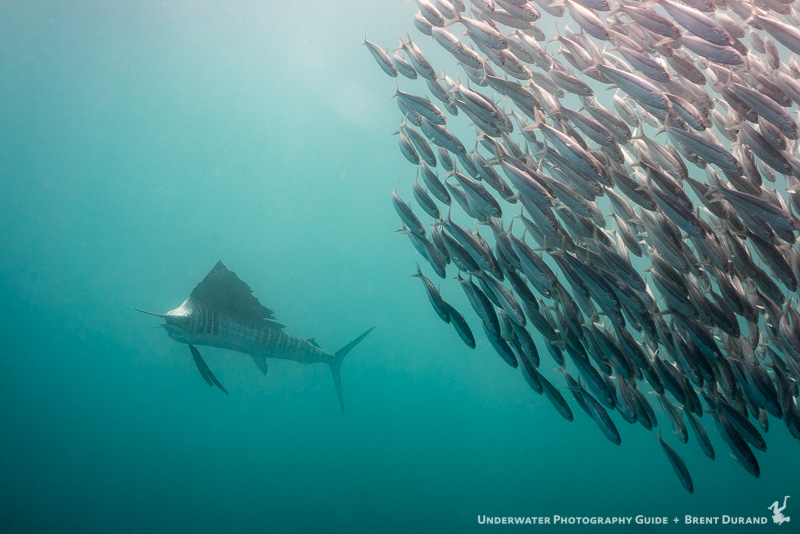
[1,1,798,533]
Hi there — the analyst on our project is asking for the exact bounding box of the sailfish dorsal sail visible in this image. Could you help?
[185,260,284,330]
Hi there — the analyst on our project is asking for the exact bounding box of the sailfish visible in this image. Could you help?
[137,261,375,414]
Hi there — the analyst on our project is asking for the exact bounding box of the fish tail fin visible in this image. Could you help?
[330,327,376,415]
[329,361,346,415]
[444,8,461,26]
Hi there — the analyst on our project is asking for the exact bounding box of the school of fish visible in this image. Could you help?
[366,0,800,493]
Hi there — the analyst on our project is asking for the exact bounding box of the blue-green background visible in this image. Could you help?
[0,1,796,532]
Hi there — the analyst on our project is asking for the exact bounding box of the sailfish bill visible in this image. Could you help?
[134,309,168,318]
[138,260,375,414]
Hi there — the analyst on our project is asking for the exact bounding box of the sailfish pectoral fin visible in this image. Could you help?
[189,345,214,387]
[250,354,268,375]
[189,345,228,394]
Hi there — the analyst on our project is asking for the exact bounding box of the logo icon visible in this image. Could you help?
[769,496,791,525]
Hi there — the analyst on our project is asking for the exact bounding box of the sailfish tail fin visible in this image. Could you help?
[330,326,376,415]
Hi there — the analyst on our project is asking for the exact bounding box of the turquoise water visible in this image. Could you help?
[0,1,798,532]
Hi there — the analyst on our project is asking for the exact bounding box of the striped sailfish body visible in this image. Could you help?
[142,261,374,414]
[165,302,332,365]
